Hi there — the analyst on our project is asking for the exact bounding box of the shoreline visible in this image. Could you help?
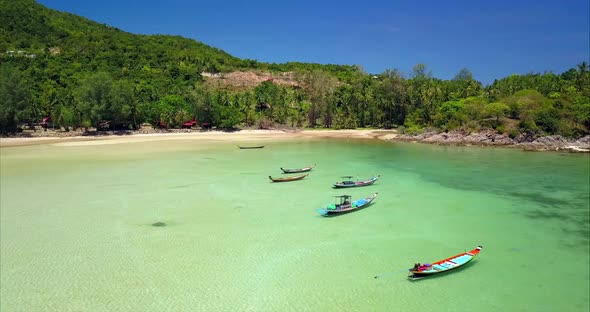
[388,129,590,153]
[1,128,589,152]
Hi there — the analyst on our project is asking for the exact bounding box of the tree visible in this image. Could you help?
[501,89,549,120]
[576,61,589,93]
[253,80,281,120]
[375,69,409,128]
[453,68,474,81]
[0,64,31,132]
[462,96,488,121]
[76,72,115,128]
[485,102,509,123]
[149,94,189,128]
[534,106,560,134]
[411,63,432,80]
[447,68,482,99]
[303,70,338,127]
[434,100,466,129]
[217,95,243,129]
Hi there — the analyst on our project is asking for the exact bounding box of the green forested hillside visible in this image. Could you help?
[1,0,588,137]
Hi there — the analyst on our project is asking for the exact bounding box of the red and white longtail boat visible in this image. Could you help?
[408,246,483,280]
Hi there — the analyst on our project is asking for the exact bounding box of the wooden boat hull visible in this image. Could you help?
[408,246,483,279]
[317,193,378,216]
[269,174,308,182]
[333,175,380,188]
[238,145,264,149]
[281,164,316,173]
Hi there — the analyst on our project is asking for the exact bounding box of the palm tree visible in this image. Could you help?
[577,61,588,75]
[577,61,589,91]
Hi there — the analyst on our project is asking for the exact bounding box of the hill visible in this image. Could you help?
[0,0,355,78]
[0,0,244,83]
[0,0,588,139]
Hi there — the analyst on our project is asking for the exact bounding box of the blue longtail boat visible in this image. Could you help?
[317,193,378,216]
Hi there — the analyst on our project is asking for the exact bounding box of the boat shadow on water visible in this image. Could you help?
[408,260,479,282]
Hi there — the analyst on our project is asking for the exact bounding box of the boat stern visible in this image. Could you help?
[316,209,329,216]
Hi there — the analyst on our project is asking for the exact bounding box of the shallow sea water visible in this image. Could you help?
[1,137,588,312]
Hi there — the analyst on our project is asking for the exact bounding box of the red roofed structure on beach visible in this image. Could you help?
[40,117,51,128]
[182,118,197,128]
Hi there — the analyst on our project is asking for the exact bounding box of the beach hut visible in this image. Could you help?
[182,118,197,129]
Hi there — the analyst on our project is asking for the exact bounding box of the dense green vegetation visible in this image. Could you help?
[1,0,589,137]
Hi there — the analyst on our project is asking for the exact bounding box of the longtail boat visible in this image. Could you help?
[269,174,308,182]
[408,246,483,280]
[238,145,265,149]
[333,175,380,188]
[280,164,316,174]
[317,193,378,216]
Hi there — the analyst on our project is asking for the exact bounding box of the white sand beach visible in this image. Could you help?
[0,129,397,148]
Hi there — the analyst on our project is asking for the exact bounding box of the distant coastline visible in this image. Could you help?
[1,128,589,152]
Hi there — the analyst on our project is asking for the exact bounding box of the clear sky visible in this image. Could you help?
[37,0,589,84]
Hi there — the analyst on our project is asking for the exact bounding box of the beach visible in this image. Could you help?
[0,129,389,147]
[1,128,589,152]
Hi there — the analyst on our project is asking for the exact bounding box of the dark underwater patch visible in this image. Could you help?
[505,191,571,208]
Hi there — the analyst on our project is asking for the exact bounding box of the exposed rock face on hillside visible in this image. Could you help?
[201,71,303,90]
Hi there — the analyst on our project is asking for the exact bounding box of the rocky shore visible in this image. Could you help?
[387,129,590,153]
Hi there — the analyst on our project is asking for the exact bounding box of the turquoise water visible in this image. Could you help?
[1,137,589,312]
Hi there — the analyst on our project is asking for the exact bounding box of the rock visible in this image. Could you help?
[562,146,590,153]
[387,129,589,152]
[518,135,590,152]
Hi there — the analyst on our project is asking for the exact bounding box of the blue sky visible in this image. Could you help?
[37,0,589,84]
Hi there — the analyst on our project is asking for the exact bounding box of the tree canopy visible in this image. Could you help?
[1,1,588,137]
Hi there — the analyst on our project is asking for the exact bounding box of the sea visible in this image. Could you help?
[1,136,588,312]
